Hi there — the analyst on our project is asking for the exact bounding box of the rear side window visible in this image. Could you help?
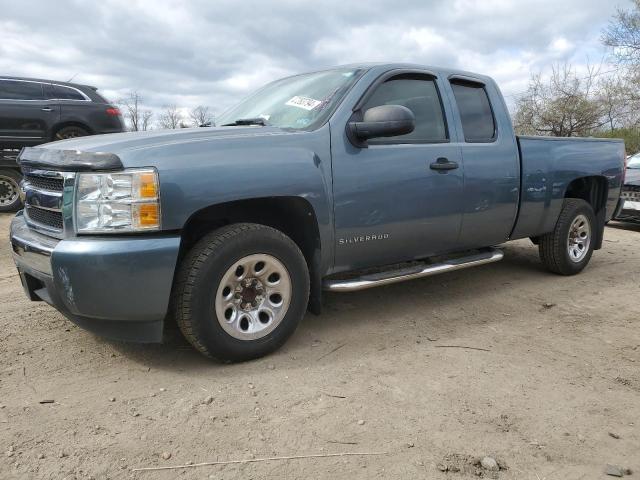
[361,75,448,144]
[92,91,110,103]
[0,80,44,100]
[450,81,496,142]
[48,84,86,101]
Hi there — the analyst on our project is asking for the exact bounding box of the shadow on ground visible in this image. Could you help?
[104,242,551,372]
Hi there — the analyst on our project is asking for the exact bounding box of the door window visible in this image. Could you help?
[450,81,496,142]
[0,80,45,100]
[361,75,448,144]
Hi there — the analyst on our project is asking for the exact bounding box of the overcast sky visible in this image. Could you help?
[0,0,631,122]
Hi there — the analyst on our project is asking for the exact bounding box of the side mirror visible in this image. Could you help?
[347,104,415,146]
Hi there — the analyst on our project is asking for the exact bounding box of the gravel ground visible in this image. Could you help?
[1,212,639,480]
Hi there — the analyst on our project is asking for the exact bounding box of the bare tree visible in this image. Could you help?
[602,0,640,64]
[598,2,640,153]
[141,110,154,131]
[189,105,214,127]
[158,105,182,129]
[513,64,608,137]
[117,91,143,131]
[597,74,640,131]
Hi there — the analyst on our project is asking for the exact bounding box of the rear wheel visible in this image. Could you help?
[539,199,596,275]
[0,169,22,212]
[54,126,89,140]
[172,223,310,362]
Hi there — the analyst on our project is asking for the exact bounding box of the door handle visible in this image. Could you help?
[41,107,53,112]
[430,157,459,171]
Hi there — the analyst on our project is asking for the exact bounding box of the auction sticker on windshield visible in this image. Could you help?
[285,96,322,110]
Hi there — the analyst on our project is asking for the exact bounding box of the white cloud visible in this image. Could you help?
[0,0,632,122]
[549,37,573,55]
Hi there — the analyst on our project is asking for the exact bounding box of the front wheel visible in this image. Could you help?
[539,199,596,275]
[172,223,310,362]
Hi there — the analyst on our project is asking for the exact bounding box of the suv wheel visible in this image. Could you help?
[0,169,23,212]
[55,126,89,140]
[539,199,596,275]
[172,223,310,362]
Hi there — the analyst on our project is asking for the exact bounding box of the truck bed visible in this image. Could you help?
[511,135,625,240]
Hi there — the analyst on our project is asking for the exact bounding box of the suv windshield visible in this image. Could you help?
[628,153,640,169]
[217,67,364,130]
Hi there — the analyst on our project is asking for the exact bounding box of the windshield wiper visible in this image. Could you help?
[221,118,268,127]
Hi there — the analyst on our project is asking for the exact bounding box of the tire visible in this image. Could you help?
[54,126,89,141]
[539,199,596,275]
[172,223,310,362]
[0,169,23,212]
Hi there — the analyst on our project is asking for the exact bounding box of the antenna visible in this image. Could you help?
[67,73,78,82]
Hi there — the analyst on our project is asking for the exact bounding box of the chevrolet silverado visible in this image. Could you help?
[10,64,625,361]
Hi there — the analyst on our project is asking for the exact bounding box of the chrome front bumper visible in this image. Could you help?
[10,211,59,276]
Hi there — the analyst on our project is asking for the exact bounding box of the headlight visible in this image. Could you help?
[75,168,160,233]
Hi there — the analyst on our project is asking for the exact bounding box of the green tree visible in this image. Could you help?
[595,128,640,155]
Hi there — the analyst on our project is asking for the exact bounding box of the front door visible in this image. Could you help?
[332,73,464,271]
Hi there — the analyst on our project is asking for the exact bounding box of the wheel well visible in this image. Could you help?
[564,176,608,210]
[564,176,608,249]
[179,196,321,270]
[51,121,93,140]
[178,196,323,313]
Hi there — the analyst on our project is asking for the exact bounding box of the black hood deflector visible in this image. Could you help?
[18,147,123,172]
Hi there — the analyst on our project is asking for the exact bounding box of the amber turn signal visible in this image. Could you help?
[139,172,158,198]
[135,203,160,228]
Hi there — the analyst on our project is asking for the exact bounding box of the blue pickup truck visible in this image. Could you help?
[10,63,625,361]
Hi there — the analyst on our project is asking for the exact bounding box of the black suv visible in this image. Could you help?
[0,76,125,211]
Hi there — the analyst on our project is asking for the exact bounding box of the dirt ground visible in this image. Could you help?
[1,212,639,480]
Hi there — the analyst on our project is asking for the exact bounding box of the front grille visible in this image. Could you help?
[20,168,70,237]
[24,175,64,192]
[25,206,63,230]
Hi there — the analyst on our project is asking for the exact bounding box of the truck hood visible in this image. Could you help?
[35,126,296,155]
[18,126,304,171]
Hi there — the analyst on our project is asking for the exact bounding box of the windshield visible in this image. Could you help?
[217,67,364,130]
[628,153,640,169]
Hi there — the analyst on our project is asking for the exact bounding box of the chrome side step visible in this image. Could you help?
[323,247,504,292]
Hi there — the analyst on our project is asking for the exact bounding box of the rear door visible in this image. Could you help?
[46,83,96,139]
[0,79,59,146]
[446,77,520,248]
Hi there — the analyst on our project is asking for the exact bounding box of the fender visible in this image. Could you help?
[117,124,335,274]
